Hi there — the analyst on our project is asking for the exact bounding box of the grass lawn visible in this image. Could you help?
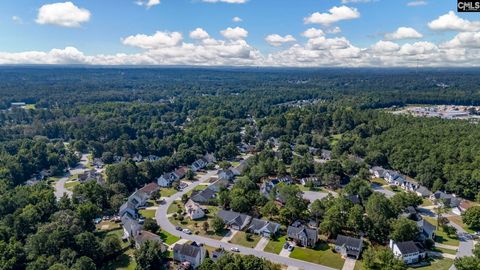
[421,199,434,207]
[96,221,121,231]
[65,180,80,190]
[385,185,402,193]
[330,134,343,146]
[167,201,182,214]
[161,188,178,197]
[422,216,460,246]
[447,215,477,234]
[139,209,156,219]
[168,209,227,241]
[290,242,345,270]
[158,230,180,245]
[264,235,287,254]
[371,178,387,186]
[407,258,454,270]
[229,231,261,248]
[102,248,137,270]
[431,246,457,255]
[353,260,363,270]
[186,185,208,197]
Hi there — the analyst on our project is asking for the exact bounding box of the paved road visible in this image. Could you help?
[53,154,90,200]
[155,171,338,270]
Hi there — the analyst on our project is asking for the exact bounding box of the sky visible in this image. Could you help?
[0,0,480,67]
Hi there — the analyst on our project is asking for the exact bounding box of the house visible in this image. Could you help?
[218,169,235,181]
[191,158,208,172]
[145,155,160,162]
[370,166,386,179]
[276,176,294,185]
[335,235,364,259]
[210,249,226,262]
[217,210,252,231]
[401,206,420,220]
[231,160,248,176]
[185,199,205,220]
[139,182,160,197]
[247,218,280,238]
[321,150,332,161]
[191,188,217,204]
[453,200,474,215]
[300,177,321,187]
[121,215,141,239]
[157,172,178,187]
[173,242,206,269]
[208,179,229,192]
[415,186,432,198]
[287,223,318,248]
[389,240,426,264]
[119,201,137,218]
[128,189,149,208]
[77,170,100,182]
[385,171,406,185]
[132,154,143,163]
[401,180,419,192]
[261,179,280,198]
[134,230,167,251]
[346,195,361,205]
[173,167,188,180]
[417,219,436,240]
[430,191,461,208]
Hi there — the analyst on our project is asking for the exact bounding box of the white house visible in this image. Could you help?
[157,172,178,187]
[185,199,205,220]
[121,215,141,240]
[389,240,426,264]
[173,242,206,269]
[128,189,149,208]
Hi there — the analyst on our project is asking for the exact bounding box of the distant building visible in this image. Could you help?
[335,235,364,259]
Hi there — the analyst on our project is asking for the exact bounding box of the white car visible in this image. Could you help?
[182,229,192,234]
[230,247,240,252]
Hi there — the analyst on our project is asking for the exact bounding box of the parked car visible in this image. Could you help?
[230,247,240,252]
[175,226,183,231]
[182,229,192,234]
[283,242,290,249]
[287,245,294,252]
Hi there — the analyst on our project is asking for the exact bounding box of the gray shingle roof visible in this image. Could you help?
[173,243,201,257]
[335,235,362,249]
[217,210,251,228]
[395,241,419,254]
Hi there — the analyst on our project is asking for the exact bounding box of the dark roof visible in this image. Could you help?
[121,215,141,236]
[217,210,251,228]
[287,225,317,241]
[335,235,363,249]
[418,219,436,234]
[119,201,136,215]
[395,241,419,254]
[345,195,361,204]
[248,218,280,233]
[191,188,216,202]
[134,231,162,246]
[173,243,201,257]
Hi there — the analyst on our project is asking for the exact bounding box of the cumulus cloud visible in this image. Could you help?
[220,27,248,40]
[385,27,423,40]
[233,17,243,22]
[407,1,427,6]
[428,11,480,32]
[265,34,296,47]
[304,6,360,25]
[202,0,247,3]
[135,0,160,8]
[441,32,480,49]
[302,28,325,38]
[327,27,342,34]
[190,28,210,40]
[370,40,400,53]
[36,2,91,28]
[122,31,183,49]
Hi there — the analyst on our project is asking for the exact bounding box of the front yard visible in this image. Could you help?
[229,231,261,248]
[289,242,345,270]
[407,258,454,270]
[264,235,287,254]
[139,209,156,219]
[161,188,178,197]
[158,230,181,245]
[168,206,227,240]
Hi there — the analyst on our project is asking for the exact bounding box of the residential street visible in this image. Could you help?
[53,154,90,200]
[155,170,338,270]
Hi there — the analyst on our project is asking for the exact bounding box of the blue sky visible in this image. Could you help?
[0,0,479,66]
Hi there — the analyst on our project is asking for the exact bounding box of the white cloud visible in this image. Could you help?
[122,31,183,49]
[304,6,360,25]
[302,28,325,38]
[12,16,23,24]
[135,0,160,8]
[265,34,296,47]
[341,0,372,3]
[327,27,342,34]
[428,11,480,32]
[202,0,247,3]
[407,1,427,7]
[36,2,91,28]
[441,32,480,48]
[399,41,437,56]
[233,17,243,22]
[370,40,400,53]
[220,27,248,40]
[385,27,423,40]
[190,28,210,40]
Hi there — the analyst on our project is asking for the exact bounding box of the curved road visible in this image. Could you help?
[54,176,73,199]
[155,171,337,270]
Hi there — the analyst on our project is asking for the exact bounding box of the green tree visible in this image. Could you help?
[134,241,165,270]
[211,217,225,233]
[390,218,419,242]
[462,206,480,228]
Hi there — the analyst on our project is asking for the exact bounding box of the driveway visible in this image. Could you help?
[155,170,338,270]
[302,191,330,202]
[254,237,269,251]
[371,184,395,198]
[342,258,356,270]
[54,175,72,199]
